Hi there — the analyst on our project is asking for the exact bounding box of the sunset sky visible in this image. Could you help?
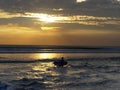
[0,0,120,46]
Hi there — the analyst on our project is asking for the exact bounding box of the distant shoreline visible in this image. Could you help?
[0,45,120,53]
[0,45,119,49]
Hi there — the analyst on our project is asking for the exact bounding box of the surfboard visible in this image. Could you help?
[53,60,67,67]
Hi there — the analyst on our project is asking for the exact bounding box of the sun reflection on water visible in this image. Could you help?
[31,53,68,78]
[38,53,59,59]
[31,53,61,77]
[32,62,63,78]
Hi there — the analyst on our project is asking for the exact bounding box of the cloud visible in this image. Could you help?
[0,10,24,18]
[0,17,43,31]
[0,0,120,32]
[0,0,120,17]
[73,0,120,17]
[0,13,119,31]
[0,0,76,13]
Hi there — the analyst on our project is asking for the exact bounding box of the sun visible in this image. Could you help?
[76,0,86,3]
[38,14,57,23]
[26,13,58,23]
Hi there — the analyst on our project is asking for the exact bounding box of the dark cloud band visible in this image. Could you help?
[0,0,120,17]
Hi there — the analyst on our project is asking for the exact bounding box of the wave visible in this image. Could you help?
[0,56,120,63]
[61,79,115,87]
[0,60,37,63]
[0,77,116,90]
[0,78,46,90]
[0,50,120,53]
[0,46,120,53]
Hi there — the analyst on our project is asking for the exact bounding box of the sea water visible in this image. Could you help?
[0,46,120,90]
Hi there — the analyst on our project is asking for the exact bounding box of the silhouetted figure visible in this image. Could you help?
[53,57,68,67]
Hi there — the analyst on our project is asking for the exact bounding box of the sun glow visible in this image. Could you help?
[41,27,60,31]
[26,13,59,23]
[76,0,86,3]
[31,14,57,23]
[25,13,117,27]
[39,14,57,22]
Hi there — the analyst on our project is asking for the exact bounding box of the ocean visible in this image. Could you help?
[0,45,120,90]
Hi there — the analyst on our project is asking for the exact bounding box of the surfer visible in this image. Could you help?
[53,57,68,67]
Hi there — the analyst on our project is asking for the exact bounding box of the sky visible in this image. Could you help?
[0,0,120,46]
